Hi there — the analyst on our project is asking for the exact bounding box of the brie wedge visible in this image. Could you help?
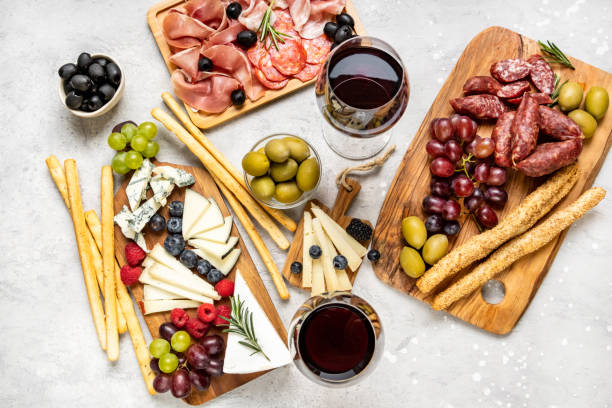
[143,284,184,300]
[139,266,214,304]
[188,236,238,259]
[192,247,241,276]
[183,189,211,240]
[223,270,292,374]
[142,299,200,315]
[312,218,339,292]
[191,215,233,244]
[126,159,154,212]
[188,198,224,238]
[152,166,195,187]
[302,211,314,288]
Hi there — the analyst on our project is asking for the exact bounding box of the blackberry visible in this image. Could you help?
[169,201,184,217]
[309,245,322,259]
[290,262,302,274]
[164,234,185,256]
[367,249,380,262]
[207,268,223,284]
[149,213,166,232]
[167,217,182,234]
[333,255,348,270]
[179,249,198,269]
[196,259,212,277]
[346,218,372,241]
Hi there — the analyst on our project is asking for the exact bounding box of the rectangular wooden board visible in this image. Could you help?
[147,0,365,129]
[114,161,287,405]
[372,26,612,335]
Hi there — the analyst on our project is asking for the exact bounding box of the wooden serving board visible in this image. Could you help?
[281,178,372,289]
[147,0,365,129]
[113,161,287,405]
[372,26,612,335]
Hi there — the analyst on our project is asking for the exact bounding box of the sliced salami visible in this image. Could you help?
[294,63,322,82]
[450,94,507,120]
[497,80,531,99]
[490,58,531,83]
[527,54,555,94]
[463,76,502,95]
[269,38,307,75]
[247,42,267,67]
[254,68,289,89]
[511,93,540,163]
[538,105,583,140]
[492,111,516,168]
[302,35,332,64]
[259,53,288,82]
[515,138,583,177]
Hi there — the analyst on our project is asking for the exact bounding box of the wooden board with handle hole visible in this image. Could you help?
[147,0,365,130]
[281,178,372,289]
[114,161,287,405]
[372,26,612,335]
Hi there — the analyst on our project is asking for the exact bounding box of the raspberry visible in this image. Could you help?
[170,308,189,328]
[120,265,141,286]
[125,242,146,266]
[185,318,209,339]
[215,279,234,297]
[214,304,231,327]
[197,303,217,323]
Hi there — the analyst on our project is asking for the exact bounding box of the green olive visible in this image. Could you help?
[401,216,427,250]
[274,181,303,203]
[400,246,425,278]
[250,176,276,201]
[257,147,265,154]
[568,109,597,139]
[283,137,310,162]
[241,152,270,177]
[264,139,290,163]
[296,158,320,192]
[270,158,298,182]
[422,234,448,265]
[584,86,609,121]
[558,81,584,112]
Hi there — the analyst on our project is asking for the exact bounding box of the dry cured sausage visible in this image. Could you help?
[450,94,507,120]
[506,92,552,105]
[497,80,531,99]
[515,138,583,177]
[528,54,555,94]
[462,76,502,95]
[492,111,516,168]
[490,58,531,83]
[538,105,583,140]
[511,93,540,163]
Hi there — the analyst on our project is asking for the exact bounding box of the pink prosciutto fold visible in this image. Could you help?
[171,70,241,113]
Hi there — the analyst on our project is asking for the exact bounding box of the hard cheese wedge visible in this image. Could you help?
[302,211,314,288]
[192,247,241,276]
[148,264,219,301]
[223,270,292,374]
[326,235,353,291]
[143,284,185,300]
[188,236,238,259]
[312,218,339,292]
[142,299,200,315]
[139,266,213,304]
[191,215,233,244]
[311,234,325,296]
[183,189,211,241]
[188,198,224,238]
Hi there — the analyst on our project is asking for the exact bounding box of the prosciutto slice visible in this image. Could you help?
[185,0,226,29]
[163,10,217,49]
[208,20,246,46]
[239,0,275,31]
[172,70,240,113]
[299,0,345,39]
[169,47,202,82]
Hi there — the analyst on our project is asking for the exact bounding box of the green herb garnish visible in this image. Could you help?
[221,295,270,361]
[538,40,575,70]
[257,0,292,51]
[549,74,568,107]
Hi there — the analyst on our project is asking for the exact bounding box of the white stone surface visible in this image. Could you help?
[1,0,612,407]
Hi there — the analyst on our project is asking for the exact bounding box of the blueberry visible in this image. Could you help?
[333,255,348,270]
[198,57,213,72]
[290,261,303,274]
[149,214,166,232]
[443,220,461,236]
[169,201,184,217]
[59,63,78,80]
[167,217,182,234]
[367,249,381,262]
[196,258,212,277]
[164,234,185,256]
[207,268,223,284]
[179,249,198,269]
[309,245,322,259]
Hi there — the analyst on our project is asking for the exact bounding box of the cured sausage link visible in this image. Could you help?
[538,105,583,140]
[492,111,516,168]
[515,138,583,177]
[511,93,540,163]
[506,92,552,106]
[450,94,507,120]
[528,54,555,94]
[463,76,502,95]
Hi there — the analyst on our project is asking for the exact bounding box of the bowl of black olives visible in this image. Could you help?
[58,52,125,118]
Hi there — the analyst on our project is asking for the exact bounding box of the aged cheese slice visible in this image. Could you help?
[148,264,219,300]
[126,159,154,212]
[310,230,325,297]
[223,270,292,374]
[311,206,364,271]
[191,216,233,244]
[188,236,238,259]
[188,198,224,238]
[312,218,338,292]
[152,166,195,187]
[192,247,241,276]
[327,238,353,291]
[311,206,368,257]
[302,211,314,288]
[139,266,213,304]
[142,299,200,315]
[143,284,184,300]
[183,189,211,240]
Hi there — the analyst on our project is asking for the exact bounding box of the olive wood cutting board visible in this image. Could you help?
[147,0,365,129]
[281,178,372,289]
[372,26,612,335]
[114,161,287,405]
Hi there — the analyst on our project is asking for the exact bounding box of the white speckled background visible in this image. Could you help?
[1,0,611,406]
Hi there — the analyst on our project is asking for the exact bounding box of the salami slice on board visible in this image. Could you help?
[490,58,531,83]
[528,54,555,94]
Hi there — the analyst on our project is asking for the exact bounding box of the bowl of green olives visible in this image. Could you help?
[243,134,322,209]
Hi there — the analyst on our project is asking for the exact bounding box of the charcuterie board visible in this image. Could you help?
[372,26,612,335]
[281,178,372,289]
[113,161,287,405]
[147,0,365,129]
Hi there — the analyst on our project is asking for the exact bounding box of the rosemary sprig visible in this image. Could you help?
[257,0,292,50]
[549,73,568,107]
[220,295,270,361]
[538,40,575,70]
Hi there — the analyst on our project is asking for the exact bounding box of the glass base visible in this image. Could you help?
[320,119,392,160]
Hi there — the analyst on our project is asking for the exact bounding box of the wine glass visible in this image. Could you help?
[315,36,409,160]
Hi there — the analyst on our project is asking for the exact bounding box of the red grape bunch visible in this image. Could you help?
[424,114,508,233]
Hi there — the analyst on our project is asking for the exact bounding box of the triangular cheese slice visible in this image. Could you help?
[188,198,224,238]
[188,237,238,259]
[326,236,353,291]
[139,266,213,304]
[302,211,314,288]
[183,189,211,240]
[223,270,292,374]
[149,264,219,300]
[143,284,184,300]
[142,299,200,315]
[191,216,233,244]
[192,247,241,276]
[310,231,325,296]
[312,218,339,292]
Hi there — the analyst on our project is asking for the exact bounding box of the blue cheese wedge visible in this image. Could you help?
[149,175,175,206]
[153,166,195,187]
[129,196,162,233]
[126,159,154,212]
[114,205,149,252]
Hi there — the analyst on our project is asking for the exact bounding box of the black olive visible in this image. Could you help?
[323,22,339,40]
[336,13,354,28]
[198,57,213,72]
[231,89,245,106]
[77,52,93,72]
[88,63,106,84]
[63,80,74,94]
[334,25,353,44]
[69,74,92,92]
[226,2,242,19]
[94,57,108,67]
[237,30,257,48]
[58,63,78,80]
[105,62,122,87]
[65,91,83,110]
[98,83,116,101]
[88,95,104,111]
[112,120,138,133]
[330,42,339,51]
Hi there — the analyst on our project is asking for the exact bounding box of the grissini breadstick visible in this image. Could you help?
[64,159,107,350]
[84,210,157,395]
[212,173,290,300]
[101,166,119,361]
[417,165,580,293]
[161,92,297,232]
[151,107,290,250]
[433,187,606,310]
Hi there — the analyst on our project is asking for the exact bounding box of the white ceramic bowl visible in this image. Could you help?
[58,53,125,118]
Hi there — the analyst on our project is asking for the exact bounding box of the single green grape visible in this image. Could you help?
[131,134,148,152]
[107,132,127,151]
[142,141,160,158]
[125,150,143,170]
[149,338,171,358]
[138,121,157,140]
[170,330,191,353]
[111,152,130,175]
[158,352,179,374]
[121,123,138,143]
